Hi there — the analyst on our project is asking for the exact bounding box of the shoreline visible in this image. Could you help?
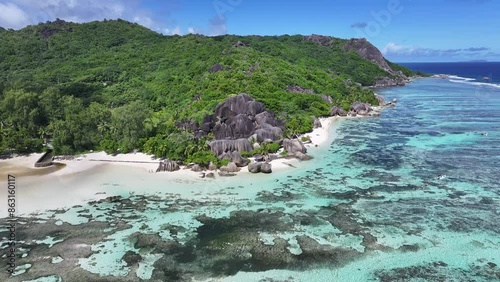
[0,116,346,217]
[0,116,341,179]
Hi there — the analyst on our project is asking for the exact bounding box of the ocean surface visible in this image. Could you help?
[401,62,500,86]
[1,75,500,281]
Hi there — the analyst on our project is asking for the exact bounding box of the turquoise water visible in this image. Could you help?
[1,78,499,281]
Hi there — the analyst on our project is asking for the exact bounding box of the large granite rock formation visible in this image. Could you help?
[215,93,265,118]
[374,76,407,87]
[304,34,334,47]
[345,38,394,74]
[320,95,333,104]
[220,162,240,173]
[283,139,307,154]
[228,151,250,167]
[191,164,203,172]
[305,35,410,87]
[375,94,385,106]
[201,94,285,150]
[247,162,272,174]
[260,163,272,173]
[210,139,253,156]
[208,162,217,171]
[330,106,348,116]
[343,38,410,86]
[313,117,322,128]
[294,151,313,161]
[248,162,261,173]
[350,102,372,116]
[287,85,315,94]
[156,160,180,172]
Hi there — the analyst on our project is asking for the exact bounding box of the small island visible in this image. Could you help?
[0,19,415,173]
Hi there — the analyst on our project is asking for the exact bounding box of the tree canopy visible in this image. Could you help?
[0,19,415,160]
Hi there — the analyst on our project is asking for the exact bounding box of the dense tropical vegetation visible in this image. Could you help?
[0,19,415,162]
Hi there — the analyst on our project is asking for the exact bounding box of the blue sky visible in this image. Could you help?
[0,0,499,62]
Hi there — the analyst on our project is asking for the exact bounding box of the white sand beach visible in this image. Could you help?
[0,117,341,217]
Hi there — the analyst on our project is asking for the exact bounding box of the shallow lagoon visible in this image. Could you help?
[1,78,499,281]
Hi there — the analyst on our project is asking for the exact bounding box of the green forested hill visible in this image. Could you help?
[0,19,414,161]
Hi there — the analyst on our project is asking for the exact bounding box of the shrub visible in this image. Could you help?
[186,150,218,166]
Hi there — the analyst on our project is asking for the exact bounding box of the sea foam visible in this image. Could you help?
[449,78,500,89]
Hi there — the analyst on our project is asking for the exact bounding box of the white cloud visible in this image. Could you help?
[187,26,204,34]
[133,16,154,28]
[12,0,126,24]
[382,42,492,60]
[0,0,229,37]
[170,26,182,35]
[209,16,227,36]
[0,2,30,29]
[382,42,405,54]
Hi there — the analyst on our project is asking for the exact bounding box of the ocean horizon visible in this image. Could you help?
[400,62,500,86]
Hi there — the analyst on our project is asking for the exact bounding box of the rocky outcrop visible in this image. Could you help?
[253,125,283,143]
[304,34,333,47]
[320,95,333,104]
[247,162,272,173]
[191,164,203,172]
[287,85,315,94]
[200,94,285,143]
[220,162,240,173]
[210,139,252,156]
[305,35,410,88]
[215,93,265,117]
[283,138,307,154]
[350,102,372,115]
[345,38,394,74]
[374,76,407,87]
[156,160,180,172]
[344,38,410,86]
[39,19,73,39]
[260,163,272,173]
[313,117,322,128]
[232,41,248,47]
[229,151,250,167]
[375,94,385,106]
[208,162,217,171]
[253,154,265,162]
[210,63,224,73]
[294,152,313,161]
[254,111,280,127]
[35,149,53,168]
[248,162,261,173]
[213,114,254,139]
[330,106,347,117]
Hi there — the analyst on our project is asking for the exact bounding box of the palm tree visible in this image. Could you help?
[260,142,271,156]
[38,127,47,143]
